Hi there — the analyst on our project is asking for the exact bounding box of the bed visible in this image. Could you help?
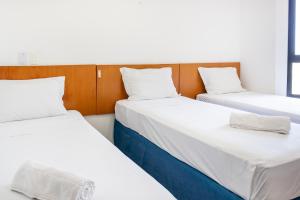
[197,91,300,123]
[179,62,300,123]
[0,64,174,200]
[114,96,300,200]
[0,110,175,200]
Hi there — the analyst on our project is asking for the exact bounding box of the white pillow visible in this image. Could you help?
[198,67,245,94]
[120,67,178,100]
[0,76,67,123]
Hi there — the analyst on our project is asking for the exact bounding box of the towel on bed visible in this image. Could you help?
[229,112,291,134]
[11,161,95,200]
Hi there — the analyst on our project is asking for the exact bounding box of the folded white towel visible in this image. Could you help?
[229,112,291,134]
[11,161,95,200]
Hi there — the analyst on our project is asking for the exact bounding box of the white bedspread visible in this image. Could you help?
[115,97,300,200]
[0,111,174,200]
[197,92,300,123]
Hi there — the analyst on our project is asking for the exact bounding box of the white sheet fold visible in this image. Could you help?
[197,92,300,124]
[11,161,95,200]
[230,112,291,134]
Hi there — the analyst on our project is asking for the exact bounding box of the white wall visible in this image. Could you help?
[275,0,289,95]
[240,0,276,93]
[85,114,115,143]
[240,0,289,94]
[0,0,240,65]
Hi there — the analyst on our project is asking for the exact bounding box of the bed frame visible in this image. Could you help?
[0,65,97,115]
[0,62,239,115]
[96,62,240,114]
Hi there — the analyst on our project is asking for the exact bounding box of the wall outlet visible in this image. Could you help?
[17,52,28,65]
[17,52,38,65]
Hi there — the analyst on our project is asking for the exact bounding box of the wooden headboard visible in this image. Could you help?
[96,64,180,114]
[179,62,240,99]
[0,62,240,115]
[0,65,97,115]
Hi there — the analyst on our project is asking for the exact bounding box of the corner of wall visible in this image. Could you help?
[274,0,289,96]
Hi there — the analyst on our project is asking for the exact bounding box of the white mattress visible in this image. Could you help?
[115,97,300,200]
[0,111,174,200]
[197,92,300,123]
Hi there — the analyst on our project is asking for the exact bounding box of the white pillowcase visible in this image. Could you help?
[198,67,245,94]
[0,76,67,123]
[120,67,178,100]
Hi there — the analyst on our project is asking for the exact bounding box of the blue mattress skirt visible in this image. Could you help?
[114,119,243,200]
[114,120,300,200]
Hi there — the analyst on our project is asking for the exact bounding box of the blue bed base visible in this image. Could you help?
[114,120,243,200]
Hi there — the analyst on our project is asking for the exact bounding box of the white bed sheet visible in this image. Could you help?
[197,92,300,123]
[115,97,300,200]
[0,111,174,200]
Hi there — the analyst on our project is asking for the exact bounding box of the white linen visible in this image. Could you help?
[0,77,67,123]
[229,113,291,134]
[115,97,300,200]
[197,92,300,123]
[198,67,245,94]
[11,161,95,200]
[0,111,174,200]
[120,67,178,100]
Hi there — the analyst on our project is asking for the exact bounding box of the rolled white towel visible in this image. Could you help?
[229,112,291,134]
[11,161,95,200]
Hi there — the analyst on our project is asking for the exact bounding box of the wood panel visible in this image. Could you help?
[0,65,97,115]
[179,62,240,99]
[97,64,180,114]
